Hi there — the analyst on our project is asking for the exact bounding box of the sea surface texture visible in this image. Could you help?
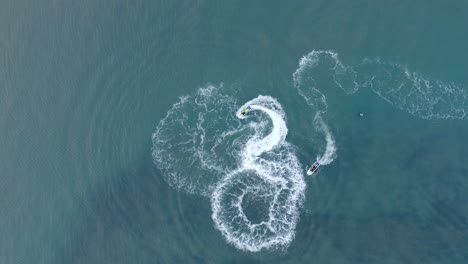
[2,1,468,263]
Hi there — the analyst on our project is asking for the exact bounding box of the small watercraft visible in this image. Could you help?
[307,161,320,175]
[239,106,252,117]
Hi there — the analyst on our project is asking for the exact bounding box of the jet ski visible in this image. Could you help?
[239,106,252,117]
[307,161,320,175]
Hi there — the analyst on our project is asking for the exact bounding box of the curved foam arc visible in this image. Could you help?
[243,105,287,158]
[211,95,305,252]
[237,95,287,118]
[314,114,336,165]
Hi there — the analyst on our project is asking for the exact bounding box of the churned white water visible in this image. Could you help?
[152,86,309,251]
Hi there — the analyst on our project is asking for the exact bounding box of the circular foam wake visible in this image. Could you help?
[152,86,306,251]
[152,85,247,196]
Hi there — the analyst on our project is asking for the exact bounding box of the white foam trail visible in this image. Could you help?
[314,114,336,165]
[295,50,468,120]
[293,49,468,169]
[211,95,305,252]
[293,51,339,166]
[153,88,305,252]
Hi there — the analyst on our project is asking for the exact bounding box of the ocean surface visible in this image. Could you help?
[2,0,468,263]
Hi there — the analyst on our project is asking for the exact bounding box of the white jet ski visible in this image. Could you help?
[307,161,320,175]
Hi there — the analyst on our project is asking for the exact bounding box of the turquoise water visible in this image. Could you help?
[2,0,468,263]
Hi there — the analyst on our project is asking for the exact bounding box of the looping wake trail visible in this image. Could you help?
[294,50,468,120]
[152,86,305,252]
[292,49,468,166]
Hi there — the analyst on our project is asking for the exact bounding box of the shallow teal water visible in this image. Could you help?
[1,0,468,263]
